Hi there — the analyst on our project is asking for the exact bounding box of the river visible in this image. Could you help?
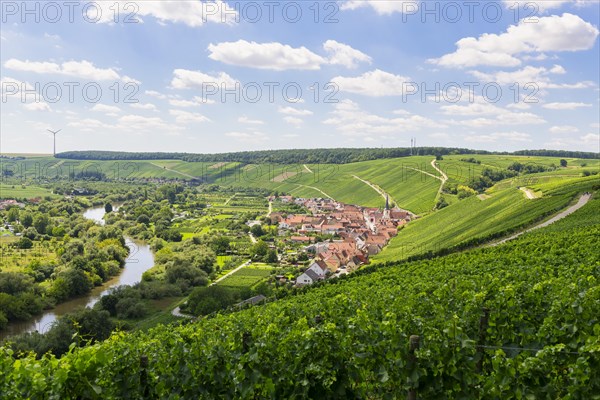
[1,204,155,340]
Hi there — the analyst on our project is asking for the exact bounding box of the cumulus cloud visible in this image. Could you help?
[207,40,371,70]
[543,102,592,110]
[323,40,372,68]
[131,103,157,111]
[278,106,313,116]
[331,69,411,96]
[169,109,210,124]
[501,0,592,13]
[430,13,599,68]
[92,104,121,115]
[283,116,304,126]
[4,59,127,81]
[208,40,326,71]
[23,101,51,111]
[238,116,264,125]
[225,131,268,142]
[464,131,532,143]
[341,0,417,15]
[324,99,445,136]
[549,125,579,134]
[171,69,237,89]
[87,1,238,26]
[470,65,593,89]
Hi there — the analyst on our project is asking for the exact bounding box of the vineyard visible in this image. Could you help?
[1,193,598,398]
[217,264,273,288]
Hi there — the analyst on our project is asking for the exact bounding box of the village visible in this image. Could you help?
[267,195,415,286]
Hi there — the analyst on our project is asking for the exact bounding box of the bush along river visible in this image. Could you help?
[0,205,154,339]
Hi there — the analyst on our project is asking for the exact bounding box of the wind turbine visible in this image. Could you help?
[47,129,61,156]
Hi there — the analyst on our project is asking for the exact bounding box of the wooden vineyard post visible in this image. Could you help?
[140,354,151,398]
[408,335,420,400]
[476,308,490,373]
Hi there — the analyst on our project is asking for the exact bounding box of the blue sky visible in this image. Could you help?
[1,0,599,154]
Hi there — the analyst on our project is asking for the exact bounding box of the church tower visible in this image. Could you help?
[383,194,390,219]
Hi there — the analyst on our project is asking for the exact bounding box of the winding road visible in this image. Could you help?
[490,193,592,246]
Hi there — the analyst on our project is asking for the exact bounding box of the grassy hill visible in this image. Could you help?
[2,193,598,399]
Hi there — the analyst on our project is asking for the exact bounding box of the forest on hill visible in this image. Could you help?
[55,148,600,164]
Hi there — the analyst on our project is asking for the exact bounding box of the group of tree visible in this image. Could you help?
[56,148,600,165]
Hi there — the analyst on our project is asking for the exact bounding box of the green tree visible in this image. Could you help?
[105,203,113,213]
[16,237,33,249]
[7,207,19,223]
[251,240,269,260]
[21,213,33,228]
[560,159,568,167]
[250,224,264,237]
[33,214,50,235]
[266,249,278,264]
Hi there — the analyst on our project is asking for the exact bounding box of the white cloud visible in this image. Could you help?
[67,118,112,131]
[278,106,313,116]
[207,40,371,71]
[225,131,268,142]
[4,59,125,81]
[323,40,372,68]
[440,102,504,116]
[88,1,237,26]
[470,65,592,89]
[550,125,579,134]
[283,116,304,126]
[543,102,592,110]
[169,109,210,124]
[502,0,592,13]
[131,103,157,111]
[23,102,50,111]
[145,90,167,99]
[506,102,531,110]
[430,13,599,68]
[581,133,600,145]
[341,0,417,15]
[464,131,532,143]
[324,99,445,136]
[331,69,411,96]
[445,111,546,128]
[92,104,121,115]
[171,69,237,90]
[208,40,325,71]
[169,97,215,107]
[238,116,264,125]
[118,114,173,131]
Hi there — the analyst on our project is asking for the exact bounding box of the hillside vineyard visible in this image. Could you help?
[2,195,598,399]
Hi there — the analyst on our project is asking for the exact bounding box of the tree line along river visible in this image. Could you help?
[0,204,155,340]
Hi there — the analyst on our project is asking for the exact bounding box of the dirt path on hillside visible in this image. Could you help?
[430,159,448,196]
[172,258,252,318]
[212,260,252,285]
[490,193,592,246]
[171,306,193,318]
[294,184,333,199]
[303,164,313,173]
[352,175,396,207]
[520,187,537,199]
[150,162,197,179]
[404,166,443,181]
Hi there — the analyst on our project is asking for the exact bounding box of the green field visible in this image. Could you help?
[217,264,273,288]
[0,184,57,199]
